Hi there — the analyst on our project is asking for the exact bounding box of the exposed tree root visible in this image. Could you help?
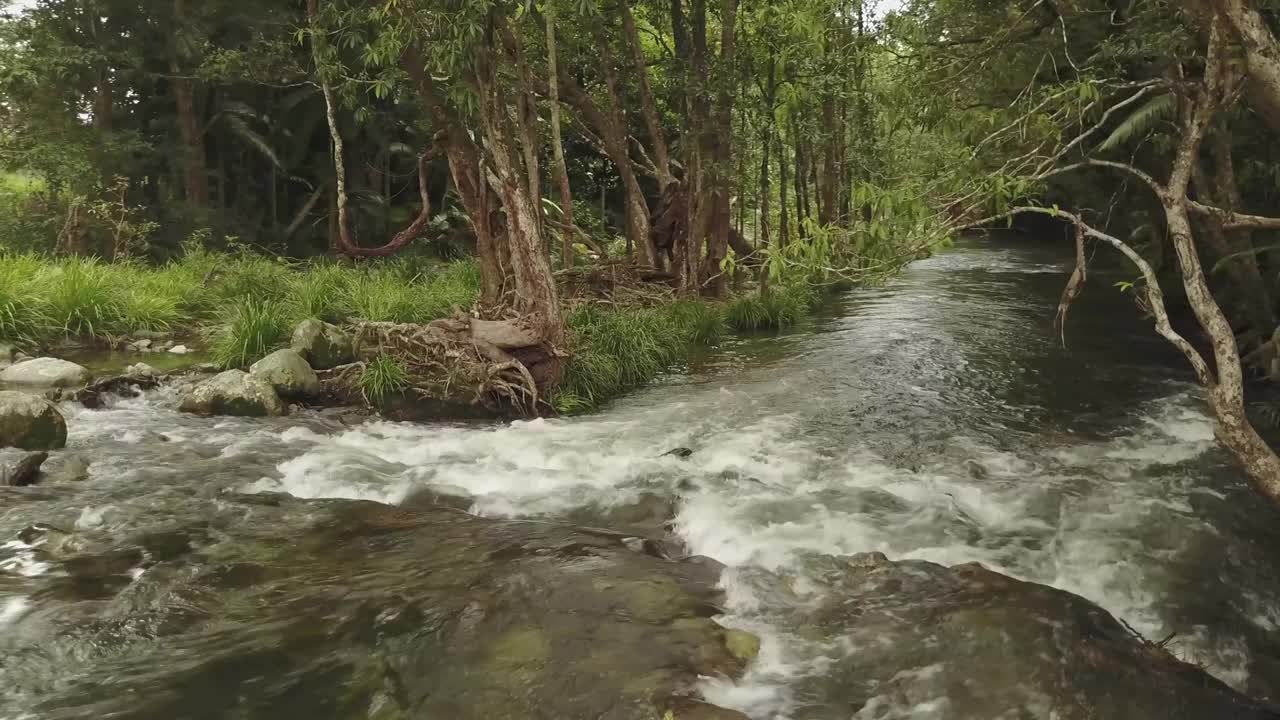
[327,311,559,416]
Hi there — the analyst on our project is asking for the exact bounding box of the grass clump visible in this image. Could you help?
[39,258,127,337]
[554,300,727,413]
[212,299,292,369]
[358,354,410,404]
[0,253,51,343]
[725,284,818,331]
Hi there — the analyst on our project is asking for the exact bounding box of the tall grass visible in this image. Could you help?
[0,251,482,364]
[554,300,726,413]
[212,299,292,369]
[725,284,819,331]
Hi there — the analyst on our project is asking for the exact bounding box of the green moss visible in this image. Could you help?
[723,629,762,665]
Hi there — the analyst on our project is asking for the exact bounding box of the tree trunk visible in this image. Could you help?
[1202,0,1280,131]
[546,1,576,270]
[779,130,790,250]
[171,0,207,208]
[621,0,674,189]
[87,1,112,133]
[475,42,565,345]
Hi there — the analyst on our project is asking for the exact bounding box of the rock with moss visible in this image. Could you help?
[1,449,48,486]
[0,357,91,388]
[249,349,321,399]
[177,370,285,417]
[0,391,68,450]
[291,319,355,370]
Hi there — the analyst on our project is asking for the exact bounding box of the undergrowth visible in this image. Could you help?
[553,300,726,413]
[358,354,411,404]
[0,250,481,367]
[724,284,820,331]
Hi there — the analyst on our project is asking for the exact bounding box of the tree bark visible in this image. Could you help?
[171,0,207,208]
[621,0,674,189]
[1201,0,1280,131]
[546,1,576,270]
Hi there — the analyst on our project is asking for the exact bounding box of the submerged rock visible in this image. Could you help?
[784,553,1280,719]
[0,357,91,388]
[42,452,91,483]
[16,498,754,720]
[0,449,48,486]
[291,318,355,370]
[178,370,285,417]
[0,391,67,450]
[249,349,321,399]
[125,363,160,378]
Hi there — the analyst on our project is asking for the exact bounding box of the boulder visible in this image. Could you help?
[129,339,153,352]
[290,318,354,370]
[783,553,1280,720]
[0,357,91,388]
[0,391,68,450]
[0,449,48,486]
[249,349,321,399]
[177,370,285,417]
[42,452,90,483]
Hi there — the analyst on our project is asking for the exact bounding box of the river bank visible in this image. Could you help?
[4,237,1280,719]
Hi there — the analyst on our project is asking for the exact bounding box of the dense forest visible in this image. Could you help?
[7,0,1280,505]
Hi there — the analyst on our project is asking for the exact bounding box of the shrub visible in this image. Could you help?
[358,354,410,404]
[725,284,818,331]
[212,299,291,368]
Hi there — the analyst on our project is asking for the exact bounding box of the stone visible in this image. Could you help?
[786,553,1279,720]
[43,452,90,483]
[129,339,153,351]
[663,447,695,459]
[249,349,321,399]
[290,318,355,370]
[168,344,190,355]
[0,357,91,388]
[125,363,160,378]
[177,370,285,417]
[0,391,68,450]
[131,330,172,341]
[723,628,762,665]
[0,450,48,486]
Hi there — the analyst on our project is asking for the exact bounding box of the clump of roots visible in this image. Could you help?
[324,310,555,416]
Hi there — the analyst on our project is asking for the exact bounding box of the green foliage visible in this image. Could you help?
[358,354,410,404]
[1096,94,1177,154]
[0,253,50,343]
[725,284,818,331]
[212,299,292,369]
[40,258,126,337]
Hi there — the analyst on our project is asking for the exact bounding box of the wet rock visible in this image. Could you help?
[664,447,695,459]
[129,338,153,352]
[22,499,752,720]
[168,344,190,355]
[400,484,476,511]
[69,371,162,408]
[0,357,91,388]
[193,362,221,374]
[565,492,679,539]
[1,449,48,486]
[125,363,160,378]
[965,459,990,479]
[291,318,355,370]
[177,370,285,417]
[249,349,320,399]
[723,628,762,665]
[42,452,90,482]
[788,553,1280,719]
[0,391,68,450]
[132,330,172,341]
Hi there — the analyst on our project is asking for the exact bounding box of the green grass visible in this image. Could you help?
[725,284,819,331]
[553,300,727,413]
[211,299,292,369]
[358,354,410,404]
[0,250,480,364]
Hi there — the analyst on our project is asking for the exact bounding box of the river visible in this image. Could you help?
[3,235,1279,718]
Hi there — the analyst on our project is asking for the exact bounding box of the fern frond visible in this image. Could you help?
[1096,93,1176,154]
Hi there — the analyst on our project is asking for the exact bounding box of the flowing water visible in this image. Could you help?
[4,235,1280,718]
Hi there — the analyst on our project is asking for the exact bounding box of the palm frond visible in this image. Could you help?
[224,115,286,171]
[1096,93,1176,154]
